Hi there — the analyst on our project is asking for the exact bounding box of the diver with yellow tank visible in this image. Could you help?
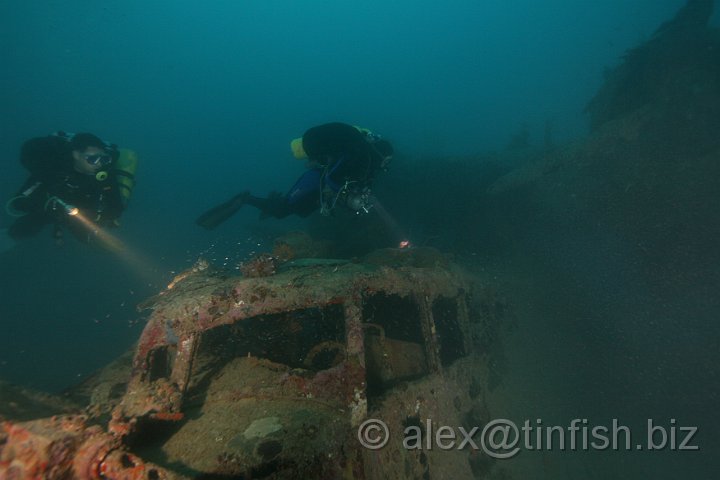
[196,122,393,227]
[2,131,137,249]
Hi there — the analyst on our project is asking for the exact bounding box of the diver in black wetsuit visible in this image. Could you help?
[4,132,137,246]
[196,122,393,228]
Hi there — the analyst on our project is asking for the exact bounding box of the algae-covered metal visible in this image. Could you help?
[2,247,502,479]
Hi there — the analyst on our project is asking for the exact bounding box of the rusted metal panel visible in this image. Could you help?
[0,416,184,479]
[2,247,496,479]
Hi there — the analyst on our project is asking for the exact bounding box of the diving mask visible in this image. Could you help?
[84,153,112,167]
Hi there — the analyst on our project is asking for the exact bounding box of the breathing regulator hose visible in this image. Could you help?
[5,196,27,217]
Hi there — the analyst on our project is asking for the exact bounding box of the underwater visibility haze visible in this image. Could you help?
[0,1,718,479]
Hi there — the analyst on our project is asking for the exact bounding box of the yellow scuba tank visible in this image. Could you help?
[291,125,377,160]
[353,125,372,135]
[114,148,138,207]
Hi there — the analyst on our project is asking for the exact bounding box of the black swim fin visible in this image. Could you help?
[196,193,247,230]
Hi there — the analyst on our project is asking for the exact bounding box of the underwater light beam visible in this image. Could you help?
[369,194,412,249]
[56,202,165,286]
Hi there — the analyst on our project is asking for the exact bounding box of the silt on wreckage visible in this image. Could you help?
[0,238,507,479]
[3,0,719,477]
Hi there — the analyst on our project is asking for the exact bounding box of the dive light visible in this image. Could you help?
[51,197,79,216]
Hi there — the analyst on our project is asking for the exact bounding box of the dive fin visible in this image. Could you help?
[195,193,247,230]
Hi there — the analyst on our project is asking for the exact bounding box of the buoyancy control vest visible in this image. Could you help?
[28,132,139,207]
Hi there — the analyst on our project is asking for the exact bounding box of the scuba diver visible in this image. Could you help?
[3,132,138,248]
[196,122,393,228]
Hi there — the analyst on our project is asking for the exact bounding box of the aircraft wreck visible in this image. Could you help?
[1,246,506,479]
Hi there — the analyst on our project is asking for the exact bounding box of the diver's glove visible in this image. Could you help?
[257,191,288,220]
[44,196,79,221]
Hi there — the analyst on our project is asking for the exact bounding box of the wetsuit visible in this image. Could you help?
[8,136,124,242]
[246,123,384,218]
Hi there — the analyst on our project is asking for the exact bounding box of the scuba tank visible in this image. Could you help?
[113,148,138,207]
